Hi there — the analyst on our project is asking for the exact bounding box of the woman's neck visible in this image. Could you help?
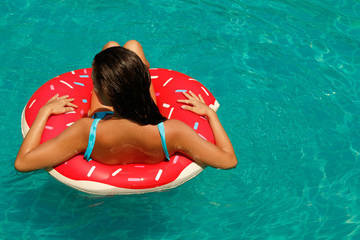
[113,111,123,119]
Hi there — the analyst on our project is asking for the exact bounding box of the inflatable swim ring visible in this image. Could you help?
[21,68,220,195]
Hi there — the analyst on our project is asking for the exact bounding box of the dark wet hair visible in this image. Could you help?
[92,46,166,125]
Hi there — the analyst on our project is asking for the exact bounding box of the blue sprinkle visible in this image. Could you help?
[82,99,88,103]
[194,122,199,130]
[74,82,85,86]
[175,89,187,93]
[79,75,89,78]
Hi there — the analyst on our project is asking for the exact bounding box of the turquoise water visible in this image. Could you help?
[1,0,360,239]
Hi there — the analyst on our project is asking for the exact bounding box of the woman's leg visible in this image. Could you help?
[123,40,150,68]
[101,40,150,68]
[101,41,120,51]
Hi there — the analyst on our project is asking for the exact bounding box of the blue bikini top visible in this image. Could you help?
[84,111,170,162]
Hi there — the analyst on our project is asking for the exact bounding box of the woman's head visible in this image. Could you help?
[92,46,166,125]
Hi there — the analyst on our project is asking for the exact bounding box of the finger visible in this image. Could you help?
[181,105,192,111]
[64,107,75,112]
[177,99,191,104]
[198,94,205,104]
[66,102,78,108]
[64,98,76,104]
[59,106,75,114]
[49,94,59,101]
[182,91,192,99]
[189,91,199,100]
[58,95,70,100]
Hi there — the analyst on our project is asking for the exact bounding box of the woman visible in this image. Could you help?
[15,40,237,172]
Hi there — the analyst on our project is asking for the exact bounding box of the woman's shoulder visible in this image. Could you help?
[66,117,94,138]
[74,117,94,129]
[163,119,197,140]
[163,119,188,130]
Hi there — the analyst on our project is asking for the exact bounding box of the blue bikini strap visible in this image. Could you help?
[93,111,114,119]
[157,122,170,161]
[84,111,114,161]
[84,118,101,161]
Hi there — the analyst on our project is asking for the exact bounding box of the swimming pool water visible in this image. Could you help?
[1,0,360,239]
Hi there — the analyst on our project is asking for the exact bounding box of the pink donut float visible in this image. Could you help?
[21,68,220,195]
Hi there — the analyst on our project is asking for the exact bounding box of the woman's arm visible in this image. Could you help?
[15,95,84,172]
[175,91,237,169]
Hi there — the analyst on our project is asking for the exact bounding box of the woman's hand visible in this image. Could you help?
[177,91,213,116]
[41,94,78,115]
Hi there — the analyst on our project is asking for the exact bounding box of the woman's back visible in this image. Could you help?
[83,117,171,165]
